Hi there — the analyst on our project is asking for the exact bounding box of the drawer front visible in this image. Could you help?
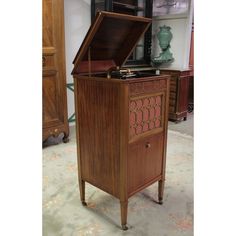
[170,84,177,92]
[128,133,164,195]
[129,79,167,97]
[170,77,177,85]
[129,93,164,142]
[170,91,176,99]
[169,98,176,106]
[169,105,175,113]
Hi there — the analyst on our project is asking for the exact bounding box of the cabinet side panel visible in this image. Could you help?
[76,79,120,198]
[177,76,189,113]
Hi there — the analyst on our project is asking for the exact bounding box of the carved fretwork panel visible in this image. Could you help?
[129,79,167,96]
[129,94,163,140]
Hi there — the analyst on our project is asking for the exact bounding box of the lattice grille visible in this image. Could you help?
[129,95,162,138]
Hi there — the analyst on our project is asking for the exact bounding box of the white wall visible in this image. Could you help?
[152,0,193,69]
[64,0,91,125]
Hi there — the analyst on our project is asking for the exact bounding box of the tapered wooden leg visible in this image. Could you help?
[120,201,128,230]
[158,180,165,205]
[79,179,87,206]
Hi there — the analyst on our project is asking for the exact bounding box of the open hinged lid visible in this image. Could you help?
[72,11,151,75]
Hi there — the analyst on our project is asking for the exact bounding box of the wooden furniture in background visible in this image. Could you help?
[188,22,194,112]
[72,12,170,230]
[42,0,69,142]
[160,69,190,122]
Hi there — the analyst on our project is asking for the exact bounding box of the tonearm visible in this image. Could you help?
[107,66,155,79]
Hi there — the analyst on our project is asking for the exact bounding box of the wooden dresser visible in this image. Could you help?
[160,69,191,122]
[42,0,69,142]
[72,12,170,230]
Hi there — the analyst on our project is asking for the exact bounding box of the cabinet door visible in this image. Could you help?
[127,133,164,196]
[43,0,67,129]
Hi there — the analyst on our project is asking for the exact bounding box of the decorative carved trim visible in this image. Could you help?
[43,125,69,142]
[129,94,162,139]
[129,80,166,96]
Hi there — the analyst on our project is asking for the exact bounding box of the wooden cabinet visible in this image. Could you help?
[72,12,170,230]
[42,0,69,142]
[160,69,190,122]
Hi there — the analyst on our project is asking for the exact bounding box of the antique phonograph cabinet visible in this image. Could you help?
[72,11,170,230]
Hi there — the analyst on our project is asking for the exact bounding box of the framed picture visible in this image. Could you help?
[153,0,190,17]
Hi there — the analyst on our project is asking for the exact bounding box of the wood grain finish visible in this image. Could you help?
[72,12,151,74]
[160,69,190,122]
[73,75,170,229]
[178,76,190,113]
[43,0,69,142]
[128,133,164,196]
[43,76,59,124]
[76,79,121,198]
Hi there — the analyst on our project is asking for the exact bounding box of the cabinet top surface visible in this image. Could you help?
[74,74,170,84]
[72,11,151,75]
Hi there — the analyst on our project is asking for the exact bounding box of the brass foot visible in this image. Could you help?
[158,197,163,205]
[122,224,128,231]
[82,201,87,206]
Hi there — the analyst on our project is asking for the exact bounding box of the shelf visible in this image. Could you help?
[113,2,144,11]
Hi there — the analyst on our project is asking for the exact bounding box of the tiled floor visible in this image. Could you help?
[168,112,194,137]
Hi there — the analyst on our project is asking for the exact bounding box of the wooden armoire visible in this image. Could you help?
[42,0,69,142]
[72,12,170,230]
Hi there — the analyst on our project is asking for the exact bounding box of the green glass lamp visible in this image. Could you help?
[152,25,174,65]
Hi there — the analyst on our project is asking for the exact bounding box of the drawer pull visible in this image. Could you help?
[42,56,46,67]
[145,142,151,148]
